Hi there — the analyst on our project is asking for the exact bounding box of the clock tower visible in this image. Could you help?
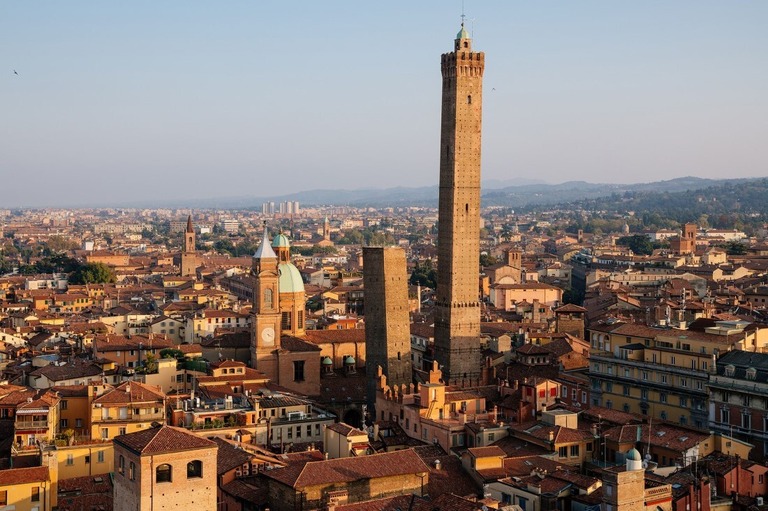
[250,224,282,381]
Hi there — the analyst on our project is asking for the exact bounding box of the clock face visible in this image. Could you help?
[261,327,275,345]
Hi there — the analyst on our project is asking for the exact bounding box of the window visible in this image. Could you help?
[679,397,688,407]
[660,411,668,420]
[293,360,305,382]
[60,418,68,428]
[721,408,730,424]
[119,455,125,475]
[743,395,751,406]
[670,356,676,365]
[263,288,273,309]
[75,418,83,428]
[31,487,40,502]
[85,455,90,464]
[659,393,667,404]
[641,389,649,400]
[0,490,6,506]
[742,412,751,430]
[156,464,172,483]
[570,445,579,457]
[296,426,302,438]
[660,374,667,384]
[98,450,105,463]
[307,425,312,437]
[66,454,74,466]
[60,400,68,410]
[559,446,568,457]
[281,311,292,330]
[129,461,136,480]
[187,460,203,478]
[642,371,648,381]
[623,385,630,396]
[680,378,687,388]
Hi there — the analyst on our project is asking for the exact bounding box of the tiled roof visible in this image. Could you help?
[265,448,429,489]
[327,422,367,437]
[29,362,103,382]
[0,466,49,485]
[115,424,216,455]
[280,336,323,352]
[303,329,366,344]
[93,381,165,405]
[467,446,506,459]
[211,437,256,475]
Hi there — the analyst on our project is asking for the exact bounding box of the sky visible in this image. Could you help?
[2,1,767,207]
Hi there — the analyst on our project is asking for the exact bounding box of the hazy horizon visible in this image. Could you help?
[3,1,767,208]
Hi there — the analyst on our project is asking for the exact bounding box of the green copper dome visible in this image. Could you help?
[457,24,470,39]
[278,262,305,294]
[272,233,291,248]
[626,448,642,461]
[322,357,333,366]
[344,356,355,365]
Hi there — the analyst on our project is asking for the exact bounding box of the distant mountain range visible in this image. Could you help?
[114,176,758,210]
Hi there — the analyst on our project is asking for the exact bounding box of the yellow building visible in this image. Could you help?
[0,466,54,511]
[53,385,90,439]
[90,381,166,441]
[589,320,768,428]
[55,441,114,480]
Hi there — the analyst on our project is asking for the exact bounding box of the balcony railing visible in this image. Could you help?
[15,420,49,429]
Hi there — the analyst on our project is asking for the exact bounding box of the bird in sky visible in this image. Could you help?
[13,70,18,75]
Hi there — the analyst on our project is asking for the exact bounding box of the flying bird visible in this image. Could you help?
[13,70,18,75]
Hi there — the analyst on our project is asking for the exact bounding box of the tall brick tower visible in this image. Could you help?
[363,247,413,408]
[434,23,485,385]
[180,215,198,277]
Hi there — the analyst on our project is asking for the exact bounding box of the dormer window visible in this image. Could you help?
[746,367,756,381]
[725,365,735,377]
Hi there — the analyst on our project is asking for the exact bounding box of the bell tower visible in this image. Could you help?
[250,223,282,380]
[434,23,485,385]
[180,215,198,277]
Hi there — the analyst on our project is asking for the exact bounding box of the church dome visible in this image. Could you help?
[457,25,470,39]
[626,448,642,461]
[272,233,291,248]
[278,262,305,294]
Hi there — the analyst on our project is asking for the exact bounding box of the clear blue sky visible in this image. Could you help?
[2,1,766,207]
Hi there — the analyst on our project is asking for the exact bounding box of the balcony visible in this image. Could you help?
[591,353,707,380]
[15,420,50,430]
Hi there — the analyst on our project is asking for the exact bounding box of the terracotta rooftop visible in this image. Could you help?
[265,448,429,489]
[0,466,49,485]
[115,424,216,455]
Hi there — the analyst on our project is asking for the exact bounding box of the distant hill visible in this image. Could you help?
[112,176,760,210]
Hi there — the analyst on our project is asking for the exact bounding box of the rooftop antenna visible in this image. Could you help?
[461,0,466,26]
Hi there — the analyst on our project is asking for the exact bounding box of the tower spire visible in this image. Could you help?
[253,221,276,259]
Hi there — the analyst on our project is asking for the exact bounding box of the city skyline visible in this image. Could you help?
[3,1,767,208]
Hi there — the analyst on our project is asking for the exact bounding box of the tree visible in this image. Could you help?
[616,234,654,256]
[479,253,498,268]
[70,262,116,284]
[160,348,185,359]
[410,261,437,289]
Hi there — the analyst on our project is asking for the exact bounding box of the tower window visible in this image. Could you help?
[294,360,305,382]
[156,464,172,483]
[264,288,273,309]
[464,42,468,48]
[187,460,203,478]
[467,95,472,104]
[281,311,292,330]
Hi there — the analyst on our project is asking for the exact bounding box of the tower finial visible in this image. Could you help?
[461,0,466,26]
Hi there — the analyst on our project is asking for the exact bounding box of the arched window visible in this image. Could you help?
[156,463,172,483]
[118,455,125,475]
[129,461,136,480]
[187,460,203,478]
[264,288,273,309]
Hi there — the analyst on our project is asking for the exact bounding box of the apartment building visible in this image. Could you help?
[588,320,768,429]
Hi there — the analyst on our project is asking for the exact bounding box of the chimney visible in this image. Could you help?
[434,459,441,470]
[548,430,555,443]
